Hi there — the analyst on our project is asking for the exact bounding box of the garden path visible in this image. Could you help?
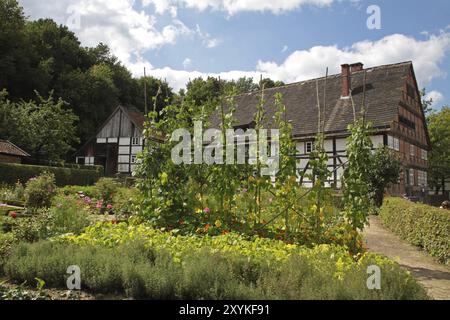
[363,215,450,300]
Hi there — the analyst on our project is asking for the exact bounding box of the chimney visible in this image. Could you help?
[350,62,364,73]
[341,64,350,98]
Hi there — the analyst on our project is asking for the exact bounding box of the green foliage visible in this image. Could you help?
[0,1,173,147]
[369,147,401,207]
[0,162,102,187]
[94,178,121,204]
[4,234,428,300]
[341,120,375,254]
[0,181,25,204]
[5,195,90,243]
[0,91,79,160]
[0,279,52,300]
[0,232,14,269]
[342,120,375,231]
[24,172,56,210]
[48,195,91,236]
[427,106,450,193]
[380,197,450,265]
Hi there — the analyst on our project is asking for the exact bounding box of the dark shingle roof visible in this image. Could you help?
[211,61,412,138]
[122,106,146,130]
[0,140,30,157]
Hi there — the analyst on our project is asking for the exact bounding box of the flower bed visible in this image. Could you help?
[1,223,428,300]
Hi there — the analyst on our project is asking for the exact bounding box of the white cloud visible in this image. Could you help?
[17,1,450,94]
[142,0,358,15]
[182,58,192,69]
[256,33,450,87]
[425,90,444,109]
[195,24,222,48]
[149,32,450,91]
[282,45,288,53]
[18,0,192,71]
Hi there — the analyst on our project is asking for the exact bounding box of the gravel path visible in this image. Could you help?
[363,215,450,300]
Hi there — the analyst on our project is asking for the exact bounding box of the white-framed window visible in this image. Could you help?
[409,169,415,186]
[85,157,95,166]
[387,135,400,151]
[410,144,416,157]
[132,137,140,146]
[306,141,315,154]
[131,155,137,164]
[421,149,428,160]
[418,171,428,186]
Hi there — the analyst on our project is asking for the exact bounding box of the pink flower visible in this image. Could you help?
[96,200,103,209]
[9,211,17,219]
[107,204,113,210]
[203,207,210,214]
[84,197,92,204]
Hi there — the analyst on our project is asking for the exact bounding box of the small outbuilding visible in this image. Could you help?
[0,140,30,164]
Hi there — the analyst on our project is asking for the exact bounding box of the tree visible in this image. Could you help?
[420,88,434,116]
[369,147,401,207]
[0,90,79,161]
[427,106,450,194]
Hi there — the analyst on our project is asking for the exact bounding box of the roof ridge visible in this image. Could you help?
[231,61,413,98]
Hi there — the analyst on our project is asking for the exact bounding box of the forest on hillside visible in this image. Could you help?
[0,0,283,161]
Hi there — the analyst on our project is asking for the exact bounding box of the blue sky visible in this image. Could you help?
[19,0,450,109]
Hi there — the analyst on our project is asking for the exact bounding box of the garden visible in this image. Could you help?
[0,92,433,300]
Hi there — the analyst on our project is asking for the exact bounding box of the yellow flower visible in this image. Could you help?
[215,220,222,228]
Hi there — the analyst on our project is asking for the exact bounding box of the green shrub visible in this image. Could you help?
[94,178,121,204]
[58,185,99,199]
[49,195,91,235]
[8,196,90,243]
[24,172,57,210]
[3,232,429,300]
[0,232,14,271]
[111,187,139,218]
[0,163,102,187]
[10,210,54,242]
[381,197,450,265]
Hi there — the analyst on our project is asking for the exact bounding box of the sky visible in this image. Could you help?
[18,0,450,110]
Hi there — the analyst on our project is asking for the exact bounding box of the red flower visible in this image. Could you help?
[9,211,17,219]
[111,219,118,225]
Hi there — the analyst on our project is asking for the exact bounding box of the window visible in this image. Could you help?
[409,169,415,186]
[407,84,416,99]
[418,171,428,187]
[84,157,95,166]
[410,144,416,157]
[421,149,428,161]
[399,115,416,130]
[387,136,400,151]
[131,155,137,164]
[132,137,140,146]
[305,141,315,154]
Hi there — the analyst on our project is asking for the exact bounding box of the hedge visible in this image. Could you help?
[0,163,103,187]
[380,197,450,265]
[23,158,103,171]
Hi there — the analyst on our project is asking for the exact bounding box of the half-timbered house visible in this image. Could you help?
[78,61,430,197]
[75,105,146,176]
[211,61,430,197]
